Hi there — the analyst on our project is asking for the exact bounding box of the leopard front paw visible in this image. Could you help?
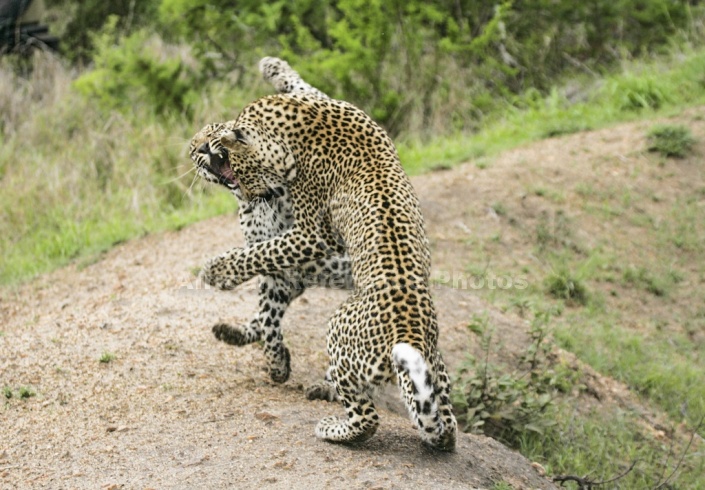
[200,256,243,290]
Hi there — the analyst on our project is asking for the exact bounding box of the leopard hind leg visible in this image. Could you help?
[315,303,380,444]
[315,379,379,444]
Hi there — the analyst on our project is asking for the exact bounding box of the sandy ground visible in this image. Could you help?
[1,210,555,489]
[6,110,703,489]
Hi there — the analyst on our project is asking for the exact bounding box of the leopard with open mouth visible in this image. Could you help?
[189,58,352,384]
[194,58,457,449]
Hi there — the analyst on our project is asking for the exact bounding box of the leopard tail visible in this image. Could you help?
[391,342,454,451]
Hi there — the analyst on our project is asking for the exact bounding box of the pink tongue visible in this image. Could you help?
[221,165,236,182]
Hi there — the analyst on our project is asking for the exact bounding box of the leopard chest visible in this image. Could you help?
[238,196,294,246]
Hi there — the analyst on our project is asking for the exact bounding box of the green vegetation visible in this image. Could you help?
[454,301,705,487]
[18,386,36,399]
[454,310,562,446]
[647,124,696,158]
[99,351,116,364]
[448,103,704,486]
[3,386,37,400]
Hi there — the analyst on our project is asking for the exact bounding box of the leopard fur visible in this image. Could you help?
[189,61,352,384]
[198,62,457,450]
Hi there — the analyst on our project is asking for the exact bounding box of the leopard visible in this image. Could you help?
[196,59,457,450]
[189,58,353,384]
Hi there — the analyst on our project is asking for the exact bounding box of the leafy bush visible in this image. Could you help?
[49,0,159,62]
[647,124,696,158]
[156,0,704,136]
[73,17,197,118]
[453,310,569,447]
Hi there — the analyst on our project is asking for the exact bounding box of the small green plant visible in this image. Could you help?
[467,313,491,336]
[3,386,12,399]
[545,267,589,306]
[622,266,672,297]
[454,309,559,447]
[490,202,507,217]
[99,351,116,363]
[647,124,696,158]
[18,386,35,399]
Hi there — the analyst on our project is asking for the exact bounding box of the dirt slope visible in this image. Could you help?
[5,111,703,489]
[1,219,554,488]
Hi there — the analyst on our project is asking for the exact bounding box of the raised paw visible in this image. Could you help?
[269,346,291,384]
[199,267,238,290]
[199,251,247,290]
[305,382,338,402]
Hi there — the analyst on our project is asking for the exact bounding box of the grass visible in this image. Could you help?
[453,298,705,488]
[424,50,704,484]
[2,47,705,286]
[0,53,239,285]
[519,405,704,489]
[647,124,696,158]
[468,236,704,482]
[398,47,705,174]
[3,386,37,400]
[99,351,116,364]
[442,66,704,469]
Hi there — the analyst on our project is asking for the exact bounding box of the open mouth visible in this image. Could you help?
[196,143,239,190]
[211,159,239,190]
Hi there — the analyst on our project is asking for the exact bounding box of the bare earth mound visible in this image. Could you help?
[6,111,703,489]
[0,214,554,489]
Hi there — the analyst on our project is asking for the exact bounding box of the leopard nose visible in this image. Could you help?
[197,142,210,154]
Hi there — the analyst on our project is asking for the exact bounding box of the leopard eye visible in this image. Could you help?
[197,143,209,154]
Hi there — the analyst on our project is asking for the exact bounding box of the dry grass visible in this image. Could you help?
[0,51,234,284]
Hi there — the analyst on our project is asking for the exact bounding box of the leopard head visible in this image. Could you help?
[214,122,296,202]
[189,122,242,197]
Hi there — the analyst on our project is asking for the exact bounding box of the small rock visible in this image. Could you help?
[254,412,279,423]
[531,461,546,476]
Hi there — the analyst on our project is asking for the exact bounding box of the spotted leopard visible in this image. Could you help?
[189,59,352,384]
[197,60,457,450]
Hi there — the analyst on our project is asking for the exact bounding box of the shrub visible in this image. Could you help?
[647,124,696,158]
[73,17,197,118]
[453,309,564,447]
[545,267,589,306]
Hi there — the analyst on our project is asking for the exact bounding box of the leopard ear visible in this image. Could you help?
[219,128,249,153]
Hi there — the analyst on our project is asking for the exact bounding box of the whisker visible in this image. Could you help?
[182,173,198,201]
[167,166,197,185]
